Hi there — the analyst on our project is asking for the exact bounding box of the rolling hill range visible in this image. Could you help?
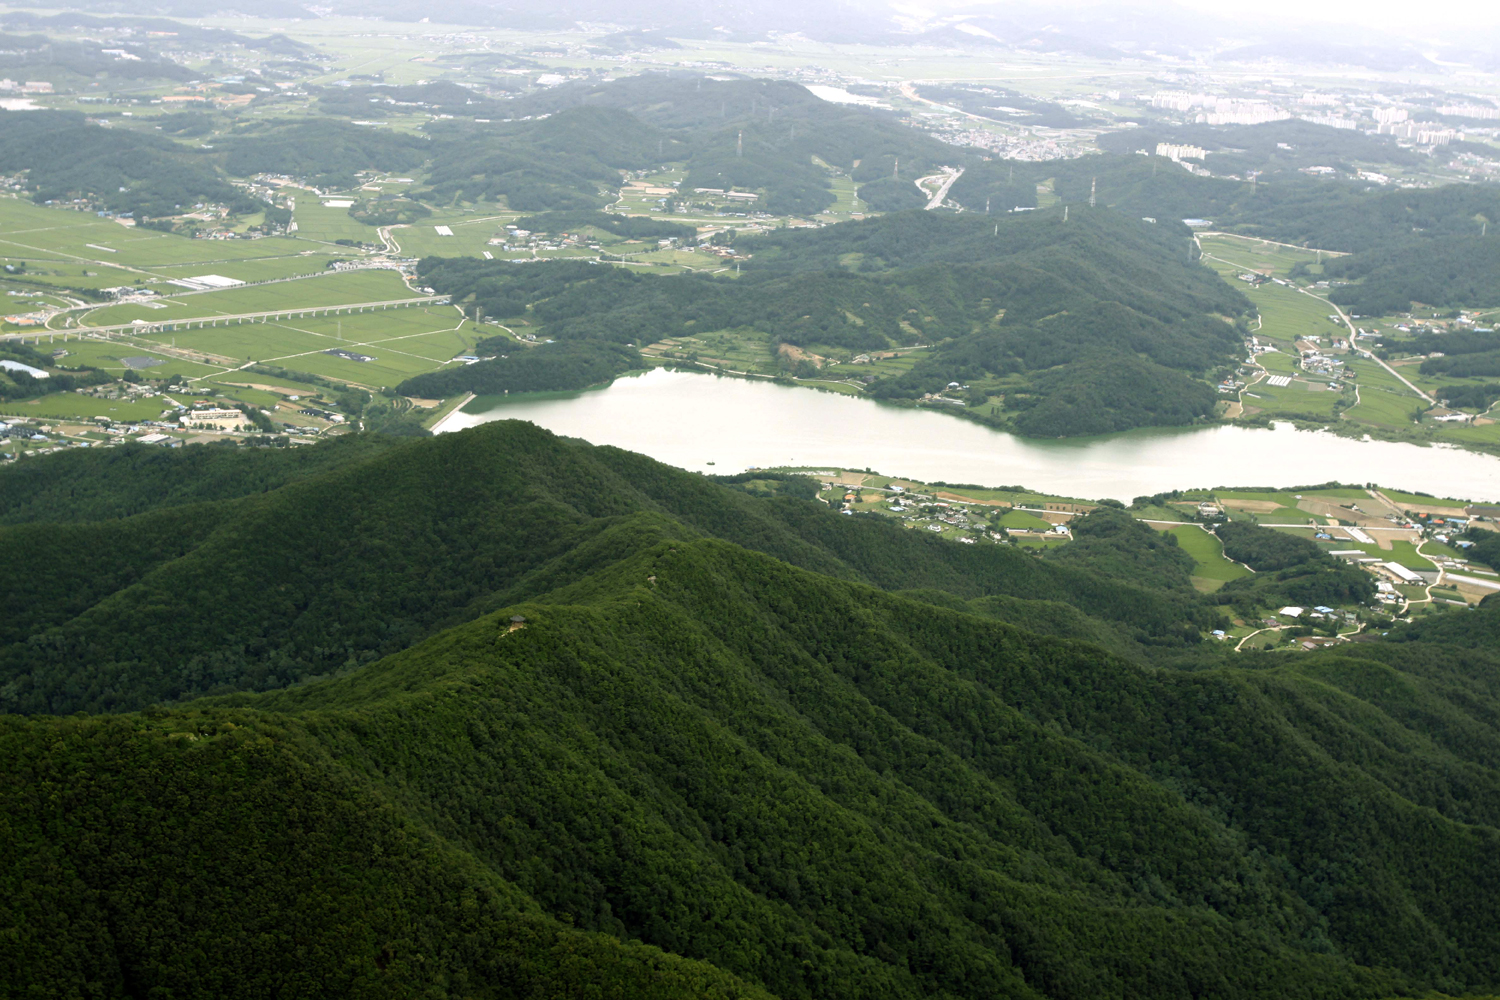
[3,422,1500,997]
[410,209,1250,436]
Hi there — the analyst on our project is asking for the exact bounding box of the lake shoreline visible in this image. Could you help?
[437,368,1500,502]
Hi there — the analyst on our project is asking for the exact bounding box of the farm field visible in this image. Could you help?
[58,337,226,380]
[1377,488,1472,509]
[136,303,474,389]
[290,198,381,244]
[0,198,366,304]
[74,268,417,327]
[1345,384,1421,429]
[388,212,519,259]
[1252,346,1300,375]
[0,389,168,423]
[998,509,1052,530]
[1158,523,1252,591]
[1198,233,1331,278]
[1320,538,1436,571]
[1239,377,1345,419]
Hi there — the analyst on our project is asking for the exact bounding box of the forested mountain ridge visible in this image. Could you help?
[0,421,1221,716]
[412,210,1250,436]
[950,148,1500,314]
[0,109,260,219]
[480,73,960,215]
[4,423,1500,997]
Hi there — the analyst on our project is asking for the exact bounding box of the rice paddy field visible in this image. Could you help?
[0,198,358,291]
[134,303,477,388]
[74,268,416,327]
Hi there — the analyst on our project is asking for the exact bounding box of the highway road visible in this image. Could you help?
[918,167,964,210]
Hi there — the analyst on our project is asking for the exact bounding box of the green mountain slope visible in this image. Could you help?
[0,422,1216,715]
[5,426,1500,995]
[414,211,1249,436]
[0,707,775,999]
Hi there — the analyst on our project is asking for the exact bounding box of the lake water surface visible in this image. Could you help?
[436,369,1500,502]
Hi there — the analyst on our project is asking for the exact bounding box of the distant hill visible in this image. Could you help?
[0,111,258,219]
[4,423,1500,997]
[485,73,961,215]
[952,150,1500,312]
[414,209,1249,436]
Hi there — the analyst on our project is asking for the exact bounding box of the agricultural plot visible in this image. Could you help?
[999,509,1052,530]
[1198,234,1329,278]
[1320,538,1436,571]
[1246,284,1344,347]
[76,269,417,327]
[1239,378,1345,418]
[1252,347,1300,375]
[388,212,517,259]
[0,198,362,300]
[137,303,471,390]
[145,254,347,285]
[0,390,168,423]
[1187,487,1372,517]
[816,174,866,218]
[289,199,379,245]
[1376,488,1471,509]
[57,338,225,380]
[1157,523,1252,591]
[1433,418,1500,449]
[1344,385,1421,429]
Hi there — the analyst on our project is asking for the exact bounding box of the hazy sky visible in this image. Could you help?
[935,0,1500,36]
[1174,0,1500,30]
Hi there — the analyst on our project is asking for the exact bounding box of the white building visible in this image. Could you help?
[185,408,247,430]
[1383,562,1424,584]
[1156,142,1207,161]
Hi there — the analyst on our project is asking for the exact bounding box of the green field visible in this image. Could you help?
[0,197,367,311]
[1240,377,1346,419]
[290,197,382,244]
[999,509,1052,531]
[1247,285,1342,347]
[1376,488,1472,508]
[1345,385,1421,429]
[1159,524,1253,591]
[1198,234,1330,279]
[137,303,475,388]
[1320,538,1436,571]
[0,390,168,423]
[57,337,225,380]
[75,268,416,327]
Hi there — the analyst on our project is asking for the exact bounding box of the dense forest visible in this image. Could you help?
[220,118,428,190]
[1322,235,1500,314]
[0,110,260,218]
[3,422,1500,998]
[1418,328,1500,378]
[397,340,642,397]
[949,142,1500,313]
[415,210,1249,436]
[1214,520,1377,608]
[515,209,696,240]
[460,73,962,215]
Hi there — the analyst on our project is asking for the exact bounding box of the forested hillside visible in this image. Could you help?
[411,210,1248,436]
[4,423,1500,999]
[0,110,258,218]
[475,73,961,214]
[0,421,1223,716]
[950,148,1500,312]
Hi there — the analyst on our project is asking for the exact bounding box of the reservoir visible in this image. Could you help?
[437,368,1500,502]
